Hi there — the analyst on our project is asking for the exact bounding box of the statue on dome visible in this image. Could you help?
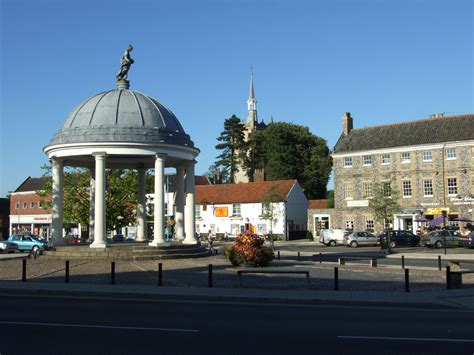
[116,44,134,81]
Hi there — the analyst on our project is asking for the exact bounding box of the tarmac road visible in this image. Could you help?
[0,294,473,355]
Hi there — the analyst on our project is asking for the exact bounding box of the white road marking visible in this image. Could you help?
[338,335,474,343]
[0,321,199,333]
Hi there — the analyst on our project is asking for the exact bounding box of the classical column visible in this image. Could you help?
[175,165,185,241]
[88,168,95,242]
[136,167,147,242]
[51,158,66,246]
[150,154,166,246]
[183,160,197,244]
[90,152,107,249]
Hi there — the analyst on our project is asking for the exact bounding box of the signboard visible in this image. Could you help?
[426,208,449,215]
[214,207,228,217]
[347,200,369,207]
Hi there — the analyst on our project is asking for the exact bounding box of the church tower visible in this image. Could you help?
[233,70,266,183]
[246,70,258,129]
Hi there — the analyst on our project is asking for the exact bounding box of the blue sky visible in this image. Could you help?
[1,0,472,197]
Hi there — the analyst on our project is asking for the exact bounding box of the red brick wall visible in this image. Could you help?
[10,193,51,215]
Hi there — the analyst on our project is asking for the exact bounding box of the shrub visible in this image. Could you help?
[225,231,274,267]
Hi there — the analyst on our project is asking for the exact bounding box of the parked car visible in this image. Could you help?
[344,232,378,248]
[459,233,474,248]
[420,230,459,248]
[319,229,348,246]
[377,230,420,248]
[0,238,19,253]
[7,234,49,253]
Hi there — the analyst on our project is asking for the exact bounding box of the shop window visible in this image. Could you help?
[345,219,354,231]
[365,219,374,230]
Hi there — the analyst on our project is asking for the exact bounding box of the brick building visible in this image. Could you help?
[9,177,52,237]
[332,113,474,234]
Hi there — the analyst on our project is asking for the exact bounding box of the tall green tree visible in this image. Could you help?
[215,115,246,183]
[246,122,332,199]
[37,165,142,231]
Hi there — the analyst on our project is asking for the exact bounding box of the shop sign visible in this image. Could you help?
[214,207,228,217]
[347,200,369,207]
[450,197,474,205]
[426,208,449,215]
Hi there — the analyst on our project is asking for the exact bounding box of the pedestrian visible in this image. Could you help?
[207,230,215,252]
[224,232,229,242]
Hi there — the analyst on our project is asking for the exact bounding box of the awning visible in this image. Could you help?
[428,216,444,227]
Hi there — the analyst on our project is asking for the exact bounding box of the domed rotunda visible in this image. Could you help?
[44,46,199,248]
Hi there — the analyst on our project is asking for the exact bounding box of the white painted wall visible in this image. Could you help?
[195,202,287,236]
[285,183,309,232]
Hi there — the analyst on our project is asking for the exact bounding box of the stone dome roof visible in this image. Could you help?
[46,89,195,148]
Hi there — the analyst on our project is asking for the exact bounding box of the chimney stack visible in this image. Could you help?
[342,112,353,135]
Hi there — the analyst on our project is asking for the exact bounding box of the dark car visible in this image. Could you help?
[377,230,420,248]
[459,233,474,248]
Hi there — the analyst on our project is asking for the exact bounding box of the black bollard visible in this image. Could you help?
[334,267,339,291]
[401,255,405,269]
[111,262,116,285]
[22,259,27,282]
[208,264,213,288]
[65,260,70,284]
[298,251,300,260]
[404,268,410,292]
[438,255,442,271]
[446,266,451,289]
[319,252,322,263]
[158,263,163,286]
[277,251,280,260]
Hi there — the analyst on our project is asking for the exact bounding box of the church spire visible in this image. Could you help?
[246,67,257,126]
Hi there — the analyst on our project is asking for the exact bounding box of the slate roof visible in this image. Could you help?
[308,199,328,209]
[15,177,47,192]
[195,180,298,204]
[333,114,474,154]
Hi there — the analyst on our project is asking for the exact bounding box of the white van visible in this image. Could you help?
[319,229,347,246]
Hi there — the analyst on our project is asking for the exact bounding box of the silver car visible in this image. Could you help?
[420,230,459,248]
[345,232,378,248]
[0,238,19,253]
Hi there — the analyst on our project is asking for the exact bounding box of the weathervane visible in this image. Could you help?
[116,44,134,87]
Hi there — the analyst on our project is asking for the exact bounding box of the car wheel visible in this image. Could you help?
[435,241,443,249]
[328,240,336,247]
[389,241,396,248]
[31,246,40,254]
[350,241,358,248]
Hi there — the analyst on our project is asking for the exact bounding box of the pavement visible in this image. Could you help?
[0,241,473,310]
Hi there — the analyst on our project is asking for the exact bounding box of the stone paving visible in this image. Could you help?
[1,249,472,293]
